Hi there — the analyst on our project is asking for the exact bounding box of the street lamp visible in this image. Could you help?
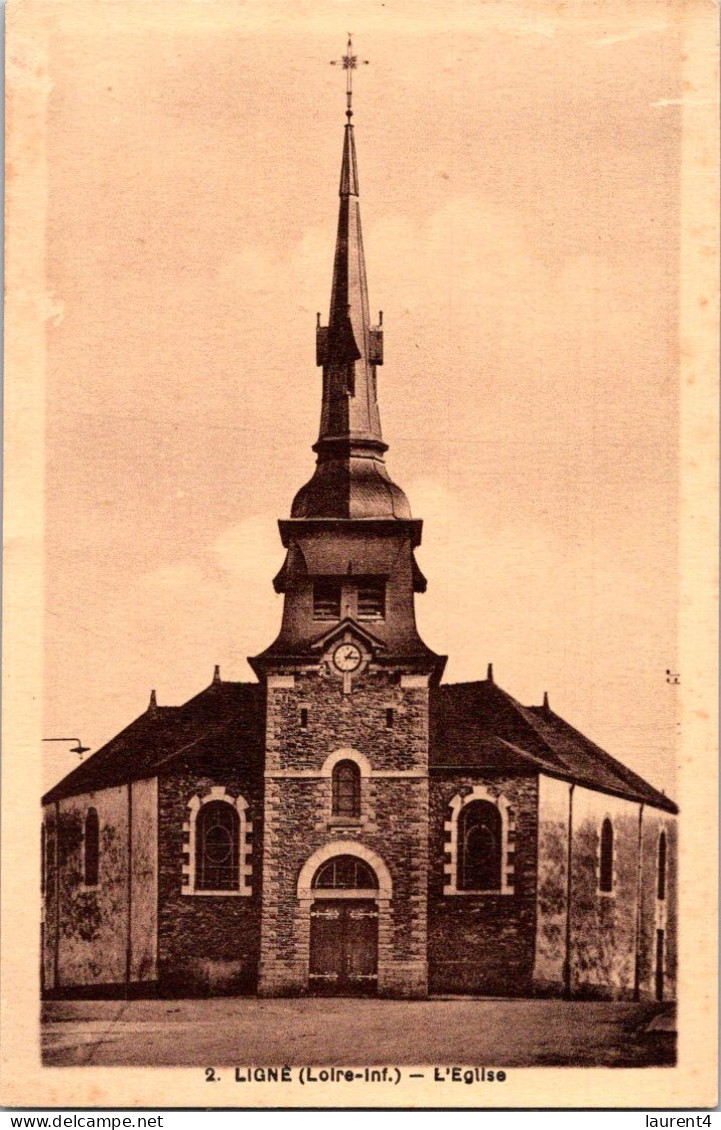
[43,737,91,760]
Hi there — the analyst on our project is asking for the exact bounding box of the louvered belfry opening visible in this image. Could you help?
[313,579,342,620]
[356,578,385,620]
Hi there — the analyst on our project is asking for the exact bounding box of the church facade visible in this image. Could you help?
[41,75,677,1003]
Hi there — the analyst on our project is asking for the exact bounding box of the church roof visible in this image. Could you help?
[44,674,675,814]
[430,678,677,813]
[42,681,264,805]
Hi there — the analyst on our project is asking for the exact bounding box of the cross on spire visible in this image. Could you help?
[330,34,369,120]
[289,37,416,523]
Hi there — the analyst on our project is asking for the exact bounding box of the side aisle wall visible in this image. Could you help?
[157,760,264,995]
[428,771,538,996]
[638,809,677,1001]
[534,775,677,999]
[42,778,157,992]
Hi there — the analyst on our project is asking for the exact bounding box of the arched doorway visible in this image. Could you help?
[308,854,379,995]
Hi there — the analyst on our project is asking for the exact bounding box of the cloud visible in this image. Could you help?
[215,190,654,419]
[139,476,664,707]
[212,514,284,578]
[407,475,676,786]
[45,464,676,794]
[135,512,285,679]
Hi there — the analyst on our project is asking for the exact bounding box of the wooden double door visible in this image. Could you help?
[309,899,378,995]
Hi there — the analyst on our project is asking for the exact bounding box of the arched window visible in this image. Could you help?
[312,855,378,890]
[332,760,361,818]
[599,817,614,893]
[458,800,502,891]
[84,808,99,887]
[657,831,667,901]
[195,801,240,891]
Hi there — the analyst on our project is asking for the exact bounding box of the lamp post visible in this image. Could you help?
[42,737,91,760]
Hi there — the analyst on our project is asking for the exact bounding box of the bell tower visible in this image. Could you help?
[254,39,443,999]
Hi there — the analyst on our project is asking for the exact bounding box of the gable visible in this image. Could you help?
[431,679,677,814]
[42,682,265,805]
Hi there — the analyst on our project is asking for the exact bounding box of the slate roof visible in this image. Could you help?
[430,679,677,813]
[44,674,676,815]
[42,682,264,805]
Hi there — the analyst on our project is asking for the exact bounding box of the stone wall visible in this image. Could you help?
[428,771,538,996]
[43,780,158,992]
[265,667,429,772]
[130,778,158,982]
[638,809,677,1001]
[41,804,58,992]
[42,702,677,1002]
[259,668,429,998]
[156,758,264,995]
[533,774,570,994]
[53,785,129,988]
[535,775,677,1000]
[570,787,641,998]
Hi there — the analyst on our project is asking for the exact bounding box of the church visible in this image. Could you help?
[41,49,677,1003]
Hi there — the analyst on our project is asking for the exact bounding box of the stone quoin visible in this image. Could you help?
[41,38,677,1003]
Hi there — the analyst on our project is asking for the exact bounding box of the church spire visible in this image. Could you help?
[292,38,410,520]
[252,46,442,676]
[315,35,383,456]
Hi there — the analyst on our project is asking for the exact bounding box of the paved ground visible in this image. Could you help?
[42,998,676,1068]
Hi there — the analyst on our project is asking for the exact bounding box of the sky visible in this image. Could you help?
[41,0,683,793]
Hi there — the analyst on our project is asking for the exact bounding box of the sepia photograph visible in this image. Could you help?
[2,0,718,1111]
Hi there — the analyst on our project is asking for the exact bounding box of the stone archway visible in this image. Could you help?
[297,840,393,900]
[297,841,393,995]
[308,855,378,994]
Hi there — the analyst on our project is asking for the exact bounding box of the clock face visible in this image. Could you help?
[332,642,363,673]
